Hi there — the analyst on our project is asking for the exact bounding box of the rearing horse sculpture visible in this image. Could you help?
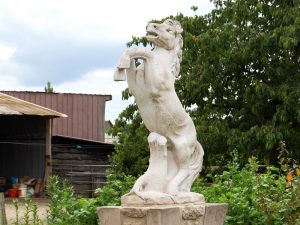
[114,19,204,204]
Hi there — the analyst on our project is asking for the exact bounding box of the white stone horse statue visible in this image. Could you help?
[114,19,204,205]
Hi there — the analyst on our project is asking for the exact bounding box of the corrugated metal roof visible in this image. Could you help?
[1,91,112,100]
[0,92,67,117]
[2,91,108,141]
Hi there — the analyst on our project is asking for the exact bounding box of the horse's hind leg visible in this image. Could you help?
[165,137,191,195]
[166,138,203,195]
[179,142,204,192]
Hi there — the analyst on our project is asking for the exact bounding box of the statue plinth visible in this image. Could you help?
[97,203,228,225]
[121,192,205,206]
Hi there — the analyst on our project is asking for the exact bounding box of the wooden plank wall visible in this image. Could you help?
[52,136,114,197]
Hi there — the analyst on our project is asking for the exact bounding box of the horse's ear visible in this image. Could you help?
[176,27,183,34]
[174,21,183,34]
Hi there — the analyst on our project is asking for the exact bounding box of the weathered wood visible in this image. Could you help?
[64,171,106,176]
[51,140,113,197]
[52,159,105,165]
[53,153,101,160]
[53,167,107,174]
[53,164,109,169]
[57,172,106,180]
[44,118,52,187]
[0,192,7,225]
[52,149,108,157]
[52,148,110,158]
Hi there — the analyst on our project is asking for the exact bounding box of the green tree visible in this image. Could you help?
[111,0,300,174]
[110,101,149,176]
[44,81,54,93]
[181,0,300,165]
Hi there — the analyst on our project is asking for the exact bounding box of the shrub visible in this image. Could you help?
[192,153,300,225]
[94,171,136,206]
[46,175,97,225]
[45,173,136,225]
[13,160,300,225]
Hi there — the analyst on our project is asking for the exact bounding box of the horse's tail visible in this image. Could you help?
[179,141,204,192]
[191,141,204,174]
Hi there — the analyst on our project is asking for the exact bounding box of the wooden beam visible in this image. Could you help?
[44,118,52,188]
[0,192,7,225]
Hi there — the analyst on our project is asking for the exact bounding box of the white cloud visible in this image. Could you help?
[0,0,215,121]
[0,74,41,91]
[0,0,214,42]
[0,44,16,60]
[55,69,134,121]
[55,69,126,95]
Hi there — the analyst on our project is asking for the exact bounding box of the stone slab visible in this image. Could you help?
[98,203,228,225]
[203,204,228,225]
[98,206,121,225]
[121,192,205,207]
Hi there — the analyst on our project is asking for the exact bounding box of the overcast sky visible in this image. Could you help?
[0,0,214,122]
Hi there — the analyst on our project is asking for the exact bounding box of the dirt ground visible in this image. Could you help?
[5,198,48,224]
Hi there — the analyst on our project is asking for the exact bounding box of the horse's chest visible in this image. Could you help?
[136,95,183,133]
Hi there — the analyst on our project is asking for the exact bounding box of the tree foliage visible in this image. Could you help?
[180,0,300,165]
[44,81,54,93]
[110,100,149,176]
[110,0,300,174]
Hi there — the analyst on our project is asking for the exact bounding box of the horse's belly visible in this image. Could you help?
[137,98,188,134]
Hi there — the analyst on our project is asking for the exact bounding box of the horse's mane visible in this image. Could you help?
[163,19,183,78]
[174,30,183,77]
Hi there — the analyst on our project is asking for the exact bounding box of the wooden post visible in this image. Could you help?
[0,192,7,225]
[44,118,52,188]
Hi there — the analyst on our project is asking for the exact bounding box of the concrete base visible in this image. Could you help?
[98,203,228,225]
[121,192,205,206]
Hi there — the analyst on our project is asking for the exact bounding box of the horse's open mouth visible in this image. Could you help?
[146,31,158,38]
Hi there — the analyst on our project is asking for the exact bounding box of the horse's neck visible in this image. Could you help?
[152,47,178,78]
[152,47,176,64]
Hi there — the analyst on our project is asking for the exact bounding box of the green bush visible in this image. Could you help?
[94,171,136,206]
[46,175,98,225]
[45,173,136,225]
[13,161,300,225]
[192,154,300,225]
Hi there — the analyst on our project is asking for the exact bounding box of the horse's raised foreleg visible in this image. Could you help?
[117,49,152,69]
[114,52,131,81]
[114,49,152,81]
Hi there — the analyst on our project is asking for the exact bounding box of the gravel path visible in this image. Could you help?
[5,198,48,224]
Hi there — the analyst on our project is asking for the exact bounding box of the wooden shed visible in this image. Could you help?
[1,91,115,196]
[0,93,66,191]
[2,91,112,142]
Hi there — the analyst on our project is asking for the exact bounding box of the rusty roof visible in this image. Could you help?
[3,91,108,141]
[1,91,112,101]
[0,92,67,117]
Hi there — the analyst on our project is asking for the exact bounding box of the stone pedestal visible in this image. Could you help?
[98,203,228,225]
